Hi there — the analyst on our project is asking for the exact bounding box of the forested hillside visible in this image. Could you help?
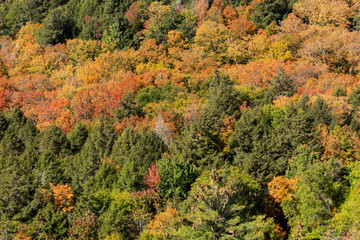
[1,0,360,239]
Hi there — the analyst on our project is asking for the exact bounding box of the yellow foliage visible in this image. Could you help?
[10,22,43,76]
[294,0,352,27]
[65,39,102,65]
[194,20,229,58]
[319,124,360,164]
[166,30,189,49]
[266,39,292,60]
[139,208,178,239]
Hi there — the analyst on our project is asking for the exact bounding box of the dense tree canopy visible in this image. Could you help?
[1,0,360,238]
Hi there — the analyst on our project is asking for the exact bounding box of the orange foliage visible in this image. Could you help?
[299,73,358,96]
[0,87,10,111]
[205,3,224,23]
[9,74,54,91]
[299,26,360,74]
[146,207,178,236]
[223,5,237,25]
[220,115,235,152]
[71,82,123,121]
[137,39,167,65]
[227,59,282,88]
[49,182,74,213]
[280,13,306,34]
[271,224,287,239]
[0,36,16,71]
[65,39,102,65]
[114,115,155,133]
[228,16,256,38]
[194,0,209,26]
[29,43,69,75]
[268,176,298,203]
[319,125,360,164]
[166,30,188,49]
[13,225,31,240]
[194,20,229,58]
[323,95,353,124]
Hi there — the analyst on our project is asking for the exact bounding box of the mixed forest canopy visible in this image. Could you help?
[2,0,360,239]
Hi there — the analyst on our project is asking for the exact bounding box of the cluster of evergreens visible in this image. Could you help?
[1,0,360,239]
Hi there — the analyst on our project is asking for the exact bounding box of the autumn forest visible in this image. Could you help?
[1,0,360,239]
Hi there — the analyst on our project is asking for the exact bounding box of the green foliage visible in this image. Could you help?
[349,84,360,108]
[112,127,167,191]
[177,9,197,42]
[134,81,177,108]
[135,87,162,108]
[223,0,252,6]
[157,156,198,202]
[5,0,47,33]
[0,113,8,141]
[38,125,70,156]
[331,162,360,236]
[172,71,241,170]
[334,86,347,97]
[0,158,35,221]
[97,190,134,239]
[230,105,314,183]
[252,0,292,28]
[1,109,37,158]
[1,0,360,238]
[67,122,88,153]
[68,117,117,193]
[307,96,333,128]
[176,167,274,239]
[145,5,181,44]
[30,202,69,239]
[79,16,101,40]
[270,70,297,97]
[36,6,73,46]
[205,70,241,118]
[282,160,346,239]
[171,117,225,170]
[286,146,319,178]
[114,93,144,121]
[102,20,137,50]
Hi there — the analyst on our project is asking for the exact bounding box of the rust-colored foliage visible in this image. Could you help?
[68,211,97,240]
[194,0,209,26]
[271,223,287,239]
[223,5,237,25]
[228,15,256,38]
[125,1,141,25]
[144,163,161,191]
